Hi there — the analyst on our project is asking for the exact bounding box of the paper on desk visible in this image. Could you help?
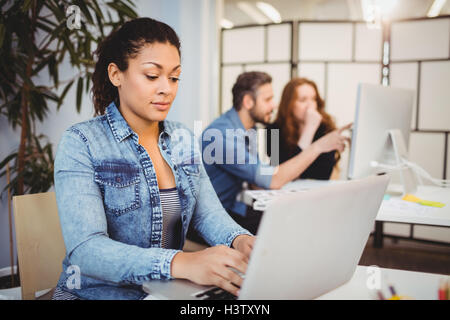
[379,198,440,217]
[247,189,305,211]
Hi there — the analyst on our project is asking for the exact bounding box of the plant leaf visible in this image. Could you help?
[76,76,83,113]
[57,79,74,110]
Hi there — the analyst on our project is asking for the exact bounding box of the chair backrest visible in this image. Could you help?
[13,192,66,300]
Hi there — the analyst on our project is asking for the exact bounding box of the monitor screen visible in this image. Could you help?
[348,83,415,180]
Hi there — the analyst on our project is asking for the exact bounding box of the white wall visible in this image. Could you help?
[0,0,221,270]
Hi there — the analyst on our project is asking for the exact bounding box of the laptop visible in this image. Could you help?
[142,174,389,300]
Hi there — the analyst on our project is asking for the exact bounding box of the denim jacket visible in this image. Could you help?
[54,102,251,300]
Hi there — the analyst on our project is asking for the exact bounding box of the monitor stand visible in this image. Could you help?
[384,129,418,196]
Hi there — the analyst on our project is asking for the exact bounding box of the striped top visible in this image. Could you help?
[160,187,182,249]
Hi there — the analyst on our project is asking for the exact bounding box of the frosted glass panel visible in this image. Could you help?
[384,223,411,237]
[244,63,291,109]
[326,63,381,127]
[354,23,382,62]
[408,132,445,183]
[414,226,450,243]
[418,61,450,131]
[389,63,418,130]
[447,137,450,180]
[299,23,353,61]
[298,63,325,98]
[267,24,291,61]
[223,27,265,63]
[221,65,244,112]
[391,19,450,61]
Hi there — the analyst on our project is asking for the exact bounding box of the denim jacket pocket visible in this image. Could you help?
[94,162,141,216]
[181,164,200,199]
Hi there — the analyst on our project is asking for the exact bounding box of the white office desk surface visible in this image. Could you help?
[142,266,446,300]
[317,265,446,300]
[243,180,450,227]
[377,185,450,227]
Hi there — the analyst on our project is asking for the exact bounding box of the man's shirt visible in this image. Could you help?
[201,108,274,215]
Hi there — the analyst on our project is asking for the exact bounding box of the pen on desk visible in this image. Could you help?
[388,284,400,300]
[447,278,450,300]
[439,278,448,300]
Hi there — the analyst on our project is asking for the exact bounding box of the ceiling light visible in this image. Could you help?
[256,2,282,24]
[221,19,234,29]
[237,2,270,24]
[427,0,447,17]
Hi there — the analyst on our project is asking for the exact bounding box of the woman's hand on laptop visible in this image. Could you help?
[171,245,249,296]
[232,234,255,260]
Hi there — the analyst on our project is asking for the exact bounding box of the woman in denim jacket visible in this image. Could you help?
[52,17,254,300]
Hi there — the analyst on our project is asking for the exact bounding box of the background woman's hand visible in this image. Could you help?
[313,123,352,154]
[171,244,249,296]
[304,107,322,130]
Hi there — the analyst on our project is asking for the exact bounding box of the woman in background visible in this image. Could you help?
[267,78,348,180]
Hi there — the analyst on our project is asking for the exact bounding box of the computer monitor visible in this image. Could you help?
[348,83,416,193]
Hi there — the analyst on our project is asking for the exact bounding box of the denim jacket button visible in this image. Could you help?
[116,177,122,183]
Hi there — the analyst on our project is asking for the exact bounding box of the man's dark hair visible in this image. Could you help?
[231,71,272,111]
[92,17,181,115]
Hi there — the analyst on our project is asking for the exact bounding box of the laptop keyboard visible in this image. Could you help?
[194,287,238,300]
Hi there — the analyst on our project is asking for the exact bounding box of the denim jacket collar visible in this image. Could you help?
[227,106,256,132]
[105,101,170,143]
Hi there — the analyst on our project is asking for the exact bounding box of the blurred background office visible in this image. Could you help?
[1,0,449,282]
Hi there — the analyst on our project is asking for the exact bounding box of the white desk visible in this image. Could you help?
[243,179,450,247]
[243,180,450,227]
[318,265,446,300]
[377,185,450,227]
[143,266,447,300]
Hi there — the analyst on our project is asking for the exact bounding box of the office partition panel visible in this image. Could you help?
[389,62,419,130]
[244,63,291,109]
[354,23,383,62]
[326,63,381,127]
[418,61,450,131]
[447,138,450,180]
[297,62,326,97]
[409,132,446,182]
[391,19,450,61]
[267,24,291,62]
[222,26,265,64]
[298,22,353,61]
[221,65,244,112]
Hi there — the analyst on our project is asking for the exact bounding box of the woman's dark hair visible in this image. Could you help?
[232,71,272,111]
[92,17,181,115]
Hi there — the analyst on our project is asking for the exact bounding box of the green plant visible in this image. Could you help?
[0,0,138,288]
[0,0,137,195]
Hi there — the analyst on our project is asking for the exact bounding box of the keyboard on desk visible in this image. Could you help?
[194,287,238,300]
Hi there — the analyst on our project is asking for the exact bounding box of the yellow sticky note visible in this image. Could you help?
[418,200,445,208]
[402,194,445,208]
[402,194,421,203]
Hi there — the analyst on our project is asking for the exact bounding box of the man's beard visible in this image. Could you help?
[250,107,271,125]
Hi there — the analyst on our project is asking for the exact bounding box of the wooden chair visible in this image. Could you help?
[13,192,66,300]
